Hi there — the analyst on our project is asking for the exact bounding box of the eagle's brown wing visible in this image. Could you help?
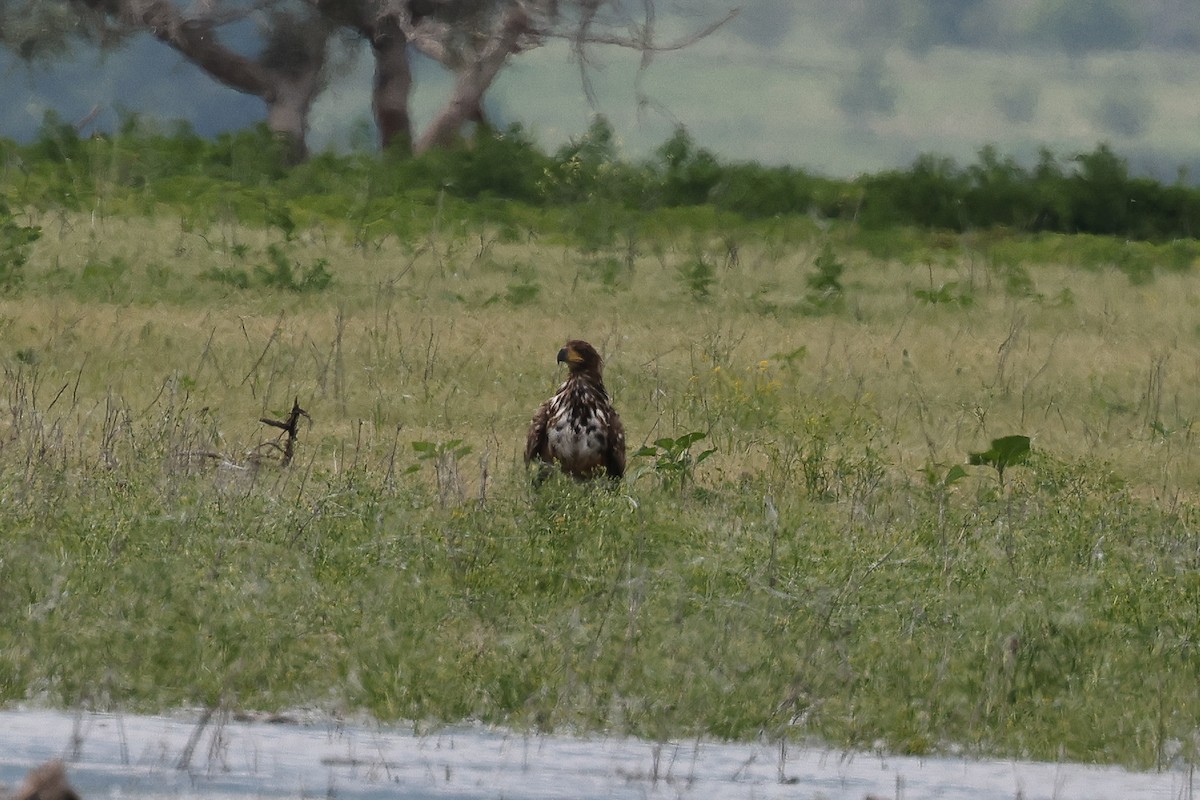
[604,411,627,480]
[525,399,552,466]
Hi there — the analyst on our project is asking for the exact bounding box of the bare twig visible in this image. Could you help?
[176,706,215,771]
[259,398,310,466]
[557,7,737,52]
[241,312,286,390]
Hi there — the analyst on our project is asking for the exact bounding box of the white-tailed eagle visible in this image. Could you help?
[525,339,626,482]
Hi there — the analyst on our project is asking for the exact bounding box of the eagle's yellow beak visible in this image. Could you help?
[557,345,582,364]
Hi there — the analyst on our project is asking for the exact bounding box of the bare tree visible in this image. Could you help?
[314,0,415,151]
[95,0,339,161]
[1,0,338,162]
[0,0,734,159]
[371,0,737,154]
[403,0,529,153]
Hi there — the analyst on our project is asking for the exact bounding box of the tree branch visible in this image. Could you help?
[414,2,531,153]
[76,0,276,97]
[553,7,738,53]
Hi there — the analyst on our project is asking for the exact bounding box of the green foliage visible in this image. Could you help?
[201,265,251,289]
[3,119,1200,245]
[963,144,1043,229]
[503,278,541,306]
[207,124,292,182]
[969,434,1032,486]
[923,462,968,490]
[410,439,474,507]
[913,263,974,306]
[861,154,968,230]
[1163,239,1199,272]
[545,115,625,204]
[808,242,845,293]
[913,281,973,306]
[199,243,332,293]
[412,439,472,460]
[1002,260,1038,297]
[656,126,723,206]
[434,124,549,203]
[0,199,41,293]
[633,431,716,491]
[580,255,629,291]
[79,255,132,301]
[710,162,820,218]
[29,110,84,165]
[255,244,332,292]
[805,242,846,312]
[676,253,716,300]
[0,401,1193,768]
[856,144,1200,240]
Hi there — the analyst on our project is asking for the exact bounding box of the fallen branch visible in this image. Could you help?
[258,398,310,466]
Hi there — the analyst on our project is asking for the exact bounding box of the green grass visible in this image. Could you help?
[0,203,1198,771]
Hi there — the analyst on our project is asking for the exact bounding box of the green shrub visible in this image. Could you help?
[633,431,716,492]
[0,199,41,293]
[805,241,845,312]
[78,256,132,301]
[254,244,333,292]
[656,126,723,206]
[677,253,716,300]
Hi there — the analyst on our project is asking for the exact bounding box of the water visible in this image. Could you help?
[0,709,1192,799]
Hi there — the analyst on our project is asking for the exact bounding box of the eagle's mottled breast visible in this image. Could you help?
[545,380,619,472]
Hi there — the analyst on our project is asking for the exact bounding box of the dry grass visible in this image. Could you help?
[6,211,1200,499]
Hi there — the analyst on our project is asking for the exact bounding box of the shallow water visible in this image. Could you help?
[0,709,1192,800]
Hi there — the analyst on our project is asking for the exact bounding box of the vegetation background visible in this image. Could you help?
[1,118,1198,771]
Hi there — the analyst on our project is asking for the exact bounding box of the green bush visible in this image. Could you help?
[805,241,846,312]
[656,126,723,206]
[0,199,40,293]
[3,117,1199,252]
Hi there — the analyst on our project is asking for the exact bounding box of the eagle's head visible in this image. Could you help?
[557,339,603,376]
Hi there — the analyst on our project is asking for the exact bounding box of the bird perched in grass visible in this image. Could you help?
[525,339,626,483]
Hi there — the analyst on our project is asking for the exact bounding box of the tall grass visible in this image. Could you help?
[0,201,1198,770]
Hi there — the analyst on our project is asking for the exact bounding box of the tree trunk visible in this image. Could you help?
[414,5,528,154]
[266,71,324,164]
[78,0,328,162]
[371,22,414,154]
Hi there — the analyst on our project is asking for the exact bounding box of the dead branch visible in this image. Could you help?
[259,397,310,466]
[556,7,738,52]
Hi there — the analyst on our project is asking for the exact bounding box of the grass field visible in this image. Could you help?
[1,203,1198,769]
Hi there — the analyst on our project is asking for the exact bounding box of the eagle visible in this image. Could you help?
[525,339,626,483]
